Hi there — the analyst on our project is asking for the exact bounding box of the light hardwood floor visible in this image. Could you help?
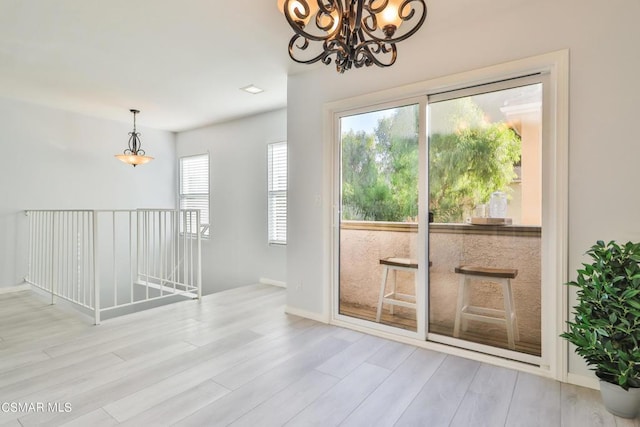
[340,302,541,357]
[0,284,637,426]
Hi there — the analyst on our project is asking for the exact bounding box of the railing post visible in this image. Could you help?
[196,210,202,301]
[50,211,56,305]
[112,211,117,307]
[92,211,101,325]
[130,210,134,304]
[25,211,31,284]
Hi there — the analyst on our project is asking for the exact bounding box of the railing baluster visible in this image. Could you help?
[93,211,100,324]
[136,210,141,295]
[50,212,58,304]
[34,212,39,286]
[73,211,77,304]
[113,211,117,307]
[176,210,180,290]
[130,211,134,304]
[81,211,86,307]
[89,211,93,307]
[66,212,71,301]
[159,211,163,296]
[145,210,150,300]
[197,210,202,300]
[190,211,194,289]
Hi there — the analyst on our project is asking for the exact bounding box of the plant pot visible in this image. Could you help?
[599,380,640,419]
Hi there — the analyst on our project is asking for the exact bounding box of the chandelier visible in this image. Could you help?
[278,0,427,73]
[115,109,153,167]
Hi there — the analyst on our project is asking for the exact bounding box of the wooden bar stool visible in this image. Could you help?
[453,265,519,349]
[376,258,418,322]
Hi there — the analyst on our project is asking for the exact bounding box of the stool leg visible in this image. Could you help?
[389,269,397,316]
[413,268,418,313]
[453,275,466,338]
[502,279,516,350]
[461,276,471,332]
[376,266,389,322]
[508,279,519,343]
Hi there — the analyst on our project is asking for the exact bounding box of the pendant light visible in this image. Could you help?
[278,0,427,73]
[115,109,153,167]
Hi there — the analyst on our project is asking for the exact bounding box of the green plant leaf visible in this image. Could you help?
[561,240,640,389]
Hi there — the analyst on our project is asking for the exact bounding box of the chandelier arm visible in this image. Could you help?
[365,0,389,14]
[361,0,426,44]
[289,34,336,65]
[327,38,353,72]
[283,0,344,42]
[352,37,397,68]
[128,133,137,154]
[316,0,342,38]
[351,0,365,33]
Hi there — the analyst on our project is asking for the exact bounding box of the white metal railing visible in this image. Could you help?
[25,209,202,324]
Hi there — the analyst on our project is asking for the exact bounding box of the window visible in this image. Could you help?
[179,154,209,237]
[268,142,287,245]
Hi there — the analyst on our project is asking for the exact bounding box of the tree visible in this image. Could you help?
[341,129,400,221]
[341,99,520,223]
[342,105,419,221]
[429,98,521,222]
[375,105,419,221]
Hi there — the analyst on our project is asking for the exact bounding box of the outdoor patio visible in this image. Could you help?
[339,221,541,356]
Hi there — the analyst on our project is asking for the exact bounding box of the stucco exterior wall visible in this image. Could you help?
[339,223,541,347]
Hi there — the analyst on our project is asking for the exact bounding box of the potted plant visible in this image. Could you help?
[561,240,640,418]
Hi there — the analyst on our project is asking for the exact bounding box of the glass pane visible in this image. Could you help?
[339,104,420,332]
[180,155,209,194]
[268,142,288,244]
[428,83,542,356]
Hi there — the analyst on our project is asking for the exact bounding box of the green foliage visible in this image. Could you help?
[561,240,640,390]
[342,106,419,221]
[341,99,521,223]
[429,98,521,223]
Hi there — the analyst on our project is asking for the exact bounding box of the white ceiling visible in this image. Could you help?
[0,1,307,131]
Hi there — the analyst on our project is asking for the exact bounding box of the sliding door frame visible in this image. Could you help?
[330,97,428,341]
[324,50,568,380]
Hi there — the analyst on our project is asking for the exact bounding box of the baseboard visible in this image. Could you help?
[259,278,286,288]
[0,283,30,295]
[285,305,330,324]
[567,372,599,390]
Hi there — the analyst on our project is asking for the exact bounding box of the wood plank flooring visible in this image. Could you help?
[340,302,542,356]
[0,284,637,426]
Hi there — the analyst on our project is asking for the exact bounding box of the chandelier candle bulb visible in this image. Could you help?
[377,0,404,33]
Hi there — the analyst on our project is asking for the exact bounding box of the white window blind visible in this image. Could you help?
[268,142,287,245]
[179,154,209,237]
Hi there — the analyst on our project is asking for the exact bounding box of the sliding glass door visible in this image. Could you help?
[336,102,425,336]
[333,74,549,365]
[427,76,544,363]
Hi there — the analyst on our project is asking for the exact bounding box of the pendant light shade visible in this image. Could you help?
[115,109,153,167]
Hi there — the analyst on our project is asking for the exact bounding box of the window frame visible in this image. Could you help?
[324,50,569,382]
[267,141,287,245]
[179,153,210,238]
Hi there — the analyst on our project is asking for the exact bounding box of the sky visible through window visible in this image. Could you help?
[341,109,398,134]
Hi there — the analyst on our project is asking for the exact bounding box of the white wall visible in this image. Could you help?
[286,0,640,380]
[176,108,287,294]
[0,97,177,288]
